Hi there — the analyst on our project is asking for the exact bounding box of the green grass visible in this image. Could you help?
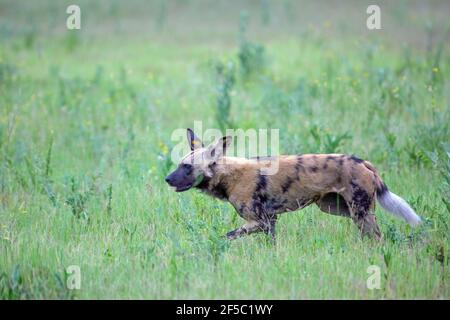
[0,0,449,299]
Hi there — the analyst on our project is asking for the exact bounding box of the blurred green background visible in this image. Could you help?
[0,0,449,299]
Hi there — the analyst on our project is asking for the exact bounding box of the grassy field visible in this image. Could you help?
[0,0,449,299]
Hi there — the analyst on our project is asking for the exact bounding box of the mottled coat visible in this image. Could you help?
[165,129,421,241]
[194,154,384,240]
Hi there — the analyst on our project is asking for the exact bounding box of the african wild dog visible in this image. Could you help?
[165,128,421,241]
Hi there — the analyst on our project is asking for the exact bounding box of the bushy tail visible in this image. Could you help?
[376,184,422,227]
[363,160,421,227]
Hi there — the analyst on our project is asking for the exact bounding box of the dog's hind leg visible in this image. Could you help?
[341,188,382,240]
[353,213,382,240]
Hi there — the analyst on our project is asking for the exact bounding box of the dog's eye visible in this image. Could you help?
[181,164,193,174]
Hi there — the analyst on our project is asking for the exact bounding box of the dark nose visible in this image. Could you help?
[165,176,171,184]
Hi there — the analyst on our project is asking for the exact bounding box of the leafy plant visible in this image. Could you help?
[214,61,235,131]
[238,12,267,79]
[310,125,352,153]
[65,176,97,220]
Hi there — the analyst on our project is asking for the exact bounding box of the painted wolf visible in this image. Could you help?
[165,129,421,241]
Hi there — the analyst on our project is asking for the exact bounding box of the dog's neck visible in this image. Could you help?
[195,157,247,200]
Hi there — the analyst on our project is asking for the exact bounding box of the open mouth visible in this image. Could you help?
[175,184,192,192]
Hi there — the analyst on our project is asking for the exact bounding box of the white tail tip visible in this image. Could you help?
[377,191,422,226]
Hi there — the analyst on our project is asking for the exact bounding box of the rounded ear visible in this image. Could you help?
[221,136,233,152]
[207,136,233,159]
[186,128,204,151]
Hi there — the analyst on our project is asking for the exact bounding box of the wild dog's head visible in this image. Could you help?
[165,128,232,192]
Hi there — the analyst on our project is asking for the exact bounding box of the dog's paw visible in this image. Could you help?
[225,230,238,240]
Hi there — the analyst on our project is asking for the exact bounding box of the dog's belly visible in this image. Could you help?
[231,193,318,220]
[281,196,318,213]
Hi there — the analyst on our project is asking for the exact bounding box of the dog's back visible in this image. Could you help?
[197,153,420,240]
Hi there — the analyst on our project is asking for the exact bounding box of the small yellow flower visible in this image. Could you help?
[432,67,439,73]
[158,142,169,155]
[392,87,399,94]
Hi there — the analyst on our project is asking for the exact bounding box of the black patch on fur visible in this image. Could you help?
[212,181,229,200]
[350,180,372,218]
[222,139,228,150]
[255,171,267,192]
[251,194,267,217]
[251,171,287,217]
[281,177,294,193]
[195,175,229,200]
[310,166,318,173]
[195,176,210,190]
[195,175,210,188]
[350,155,364,164]
[264,197,286,212]
[326,156,337,161]
[199,162,228,199]
[323,163,328,169]
[295,156,305,178]
[252,171,268,215]
[336,176,342,184]
[376,182,389,195]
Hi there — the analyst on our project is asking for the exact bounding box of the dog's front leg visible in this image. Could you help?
[226,220,262,240]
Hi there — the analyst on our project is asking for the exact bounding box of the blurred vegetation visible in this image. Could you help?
[0,0,449,299]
